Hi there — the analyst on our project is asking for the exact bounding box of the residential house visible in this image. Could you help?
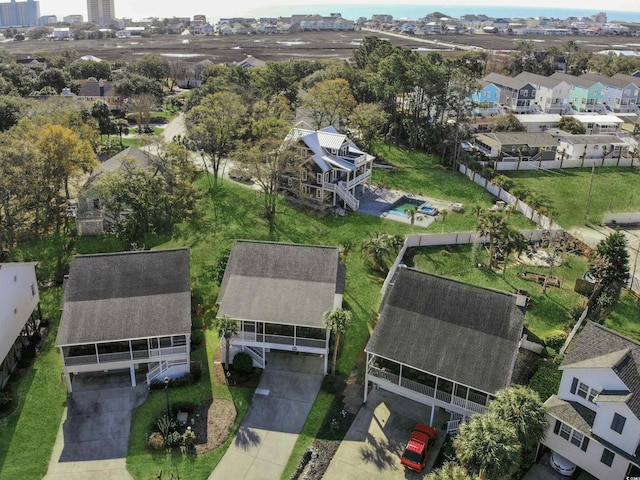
[517,114,562,133]
[216,241,345,375]
[471,80,501,113]
[77,79,121,110]
[16,57,46,70]
[567,114,624,134]
[364,268,527,431]
[541,322,640,479]
[75,146,154,236]
[551,72,606,113]
[555,134,631,163]
[56,249,191,392]
[515,72,571,114]
[0,262,40,390]
[235,55,266,68]
[52,27,71,40]
[472,132,558,162]
[581,73,640,113]
[484,72,537,113]
[281,126,374,211]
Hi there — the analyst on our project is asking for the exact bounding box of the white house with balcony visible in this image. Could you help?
[541,321,640,479]
[568,114,624,134]
[515,72,571,114]
[216,241,345,375]
[280,125,374,212]
[364,267,527,432]
[1,262,41,390]
[56,249,191,393]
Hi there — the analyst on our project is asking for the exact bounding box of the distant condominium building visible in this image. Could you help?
[63,14,83,24]
[0,0,40,27]
[87,0,115,26]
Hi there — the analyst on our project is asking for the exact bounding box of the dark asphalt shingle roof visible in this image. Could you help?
[366,268,525,394]
[545,394,596,433]
[550,72,603,89]
[217,241,343,328]
[484,72,532,91]
[563,321,640,419]
[78,80,117,97]
[56,249,191,346]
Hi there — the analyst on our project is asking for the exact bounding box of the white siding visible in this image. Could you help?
[592,403,640,455]
[559,368,627,407]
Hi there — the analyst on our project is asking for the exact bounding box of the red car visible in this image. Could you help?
[400,424,437,472]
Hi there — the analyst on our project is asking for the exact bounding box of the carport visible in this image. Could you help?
[324,388,448,479]
[44,372,147,480]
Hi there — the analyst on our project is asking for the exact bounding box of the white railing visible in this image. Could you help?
[336,181,359,210]
[446,420,461,434]
[65,345,188,366]
[345,171,371,190]
[369,366,488,414]
[233,332,326,350]
[244,346,265,368]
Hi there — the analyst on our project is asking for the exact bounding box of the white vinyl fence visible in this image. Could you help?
[492,157,638,172]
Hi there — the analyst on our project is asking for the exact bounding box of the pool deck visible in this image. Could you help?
[357,185,459,228]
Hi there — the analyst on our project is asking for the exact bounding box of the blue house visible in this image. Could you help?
[581,73,640,113]
[471,81,501,113]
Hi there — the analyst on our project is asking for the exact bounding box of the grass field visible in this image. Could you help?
[373,143,536,232]
[504,166,640,228]
[410,245,589,340]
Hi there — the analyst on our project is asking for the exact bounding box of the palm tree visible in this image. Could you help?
[471,204,484,219]
[492,174,512,198]
[476,212,507,269]
[454,413,521,480]
[323,308,352,375]
[361,232,402,273]
[504,204,516,222]
[496,226,527,274]
[426,462,473,480]
[488,385,548,468]
[212,315,239,369]
[404,206,418,233]
[440,209,448,233]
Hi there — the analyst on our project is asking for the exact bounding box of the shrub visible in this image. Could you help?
[0,390,12,410]
[191,328,204,346]
[528,358,563,401]
[164,430,183,448]
[233,352,253,373]
[156,414,176,438]
[545,333,567,351]
[148,432,165,450]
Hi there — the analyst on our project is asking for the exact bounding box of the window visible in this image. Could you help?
[588,388,599,403]
[301,170,307,181]
[554,421,590,451]
[611,413,626,434]
[522,90,528,97]
[577,382,589,399]
[601,448,615,467]
[316,173,323,184]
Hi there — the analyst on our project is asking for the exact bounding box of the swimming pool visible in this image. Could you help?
[386,197,423,217]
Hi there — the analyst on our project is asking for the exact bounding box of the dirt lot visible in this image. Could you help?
[3,30,639,65]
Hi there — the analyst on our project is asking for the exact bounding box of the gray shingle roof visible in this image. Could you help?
[56,249,191,346]
[545,394,596,433]
[581,72,636,90]
[484,72,532,90]
[550,72,602,89]
[84,147,154,190]
[217,241,343,328]
[563,321,640,419]
[365,268,525,394]
[515,71,564,89]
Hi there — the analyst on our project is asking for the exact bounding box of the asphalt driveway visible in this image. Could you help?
[44,371,147,480]
[324,388,447,480]
[209,352,324,480]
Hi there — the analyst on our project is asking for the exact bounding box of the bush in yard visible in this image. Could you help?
[528,357,563,402]
[233,352,253,373]
[148,432,165,450]
[545,333,567,351]
[164,430,183,448]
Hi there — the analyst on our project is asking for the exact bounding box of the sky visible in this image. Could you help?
[38,0,640,21]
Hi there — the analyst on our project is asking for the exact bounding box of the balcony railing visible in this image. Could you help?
[368,366,488,414]
[64,345,188,366]
[232,331,326,350]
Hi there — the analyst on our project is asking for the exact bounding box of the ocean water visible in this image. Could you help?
[243,4,640,24]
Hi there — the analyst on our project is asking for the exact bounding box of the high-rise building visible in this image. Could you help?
[63,14,83,24]
[0,0,40,27]
[87,0,115,26]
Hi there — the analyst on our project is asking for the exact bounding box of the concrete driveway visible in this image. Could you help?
[209,352,324,480]
[324,388,447,480]
[44,372,147,480]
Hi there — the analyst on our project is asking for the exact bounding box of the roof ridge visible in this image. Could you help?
[74,248,189,259]
[587,321,640,349]
[402,266,519,300]
[234,239,339,251]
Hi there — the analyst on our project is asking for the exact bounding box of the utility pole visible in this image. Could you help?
[585,164,595,224]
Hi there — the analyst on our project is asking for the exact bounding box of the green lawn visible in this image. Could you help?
[126,331,254,480]
[605,290,640,341]
[504,167,640,228]
[410,245,589,340]
[372,143,535,232]
[0,288,67,479]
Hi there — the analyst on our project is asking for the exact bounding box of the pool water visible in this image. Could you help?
[388,201,420,217]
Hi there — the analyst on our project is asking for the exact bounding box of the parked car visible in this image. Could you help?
[400,423,437,472]
[550,451,577,476]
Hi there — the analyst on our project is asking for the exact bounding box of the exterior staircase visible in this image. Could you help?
[335,181,359,211]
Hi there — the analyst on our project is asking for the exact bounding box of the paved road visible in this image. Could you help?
[209,352,324,480]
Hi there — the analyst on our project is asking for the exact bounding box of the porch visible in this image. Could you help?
[365,353,491,419]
